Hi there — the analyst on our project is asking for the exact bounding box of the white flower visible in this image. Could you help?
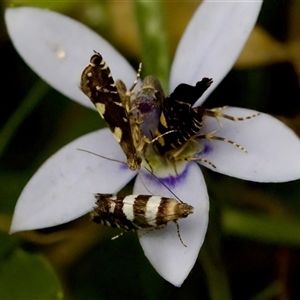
[5,1,300,287]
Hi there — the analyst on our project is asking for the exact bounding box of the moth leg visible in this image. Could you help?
[198,131,247,153]
[147,129,178,144]
[174,220,187,247]
[198,106,260,127]
[137,225,166,238]
[134,130,178,166]
[137,220,188,247]
[182,156,216,169]
[111,229,133,240]
[165,138,214,170]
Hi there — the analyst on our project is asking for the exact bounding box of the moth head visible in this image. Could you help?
[127,157,142,171]
[177,203,194,218]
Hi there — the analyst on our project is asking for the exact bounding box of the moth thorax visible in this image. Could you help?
[136,88,159,114]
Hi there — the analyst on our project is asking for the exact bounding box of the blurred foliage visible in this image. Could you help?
[1,0,300,299]
[0,232,63,299]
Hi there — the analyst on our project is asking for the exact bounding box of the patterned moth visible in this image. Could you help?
[153,79,260,165]
[91,193,194,247]
[81,51,176,171]
[81,51,143,170]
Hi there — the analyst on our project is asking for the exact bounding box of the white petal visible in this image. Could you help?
[199,107,300,182]
[5,7,138,109]
[10,129,135,233]
[133,163,209,287]
[170,0,262,105]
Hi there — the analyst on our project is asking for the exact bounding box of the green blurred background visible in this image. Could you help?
[1,1,300,299]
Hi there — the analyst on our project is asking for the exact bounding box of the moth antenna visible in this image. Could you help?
[77,149,180,201]
[139,173,155,195]
[77,148,127,165]
[144,166,183,203]
[172,160,179,176]
[128,62,142,92]
[144,157,154,173]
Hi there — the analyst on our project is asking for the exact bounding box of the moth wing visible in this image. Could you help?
[81,52,137,165]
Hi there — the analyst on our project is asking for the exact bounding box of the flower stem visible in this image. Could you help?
[249,281,282,300]
[133,1,170,92]
[199,200,232,300]
[0,80,50,158]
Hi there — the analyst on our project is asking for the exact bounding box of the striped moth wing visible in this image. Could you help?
[81,52,140,170]
[91,193,194,246]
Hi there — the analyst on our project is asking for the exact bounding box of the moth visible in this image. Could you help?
[154,79,259,163]
[155,78,213,155]
[81,52,174,170]
[91,193,194,247]
[81,51,142,170]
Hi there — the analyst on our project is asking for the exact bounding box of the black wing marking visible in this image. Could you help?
[81,52,139,170]
[156,78,213,154]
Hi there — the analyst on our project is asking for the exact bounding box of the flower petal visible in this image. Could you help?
[199,107,300,182]
[170,0,262,105]
[133,163,209,287]
[5,7,138,109]
[10,129,135,233]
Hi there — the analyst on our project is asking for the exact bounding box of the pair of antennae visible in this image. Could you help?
[76,148,182,203]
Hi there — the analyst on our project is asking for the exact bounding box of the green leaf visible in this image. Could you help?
[223,208,300,246]
[0,248,63,300]
[5,1,73,12]
[0,233,17,258]
[134,1,170,91]
[0,80,50,158]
